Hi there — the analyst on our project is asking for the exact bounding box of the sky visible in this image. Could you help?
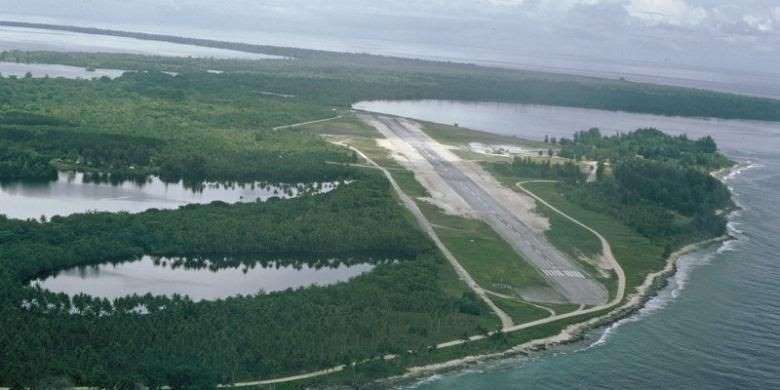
[0,0,778,75]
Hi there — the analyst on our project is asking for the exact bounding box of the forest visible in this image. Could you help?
[489,157,585,183]
[0,173,494,388]
[558,127,732,170]
[3,43,780,121]
[0,72,357,183]
[0,63,502,387]
[495,128,733,246]
[0,25,750,387]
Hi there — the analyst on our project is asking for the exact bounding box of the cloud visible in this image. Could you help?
[742,14,773,32]
[482,0,528,5]
[480,0,617,14]
[625,0,708,26]
[0,0,777,73]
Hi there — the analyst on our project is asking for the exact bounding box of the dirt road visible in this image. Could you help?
[330,138,514,329]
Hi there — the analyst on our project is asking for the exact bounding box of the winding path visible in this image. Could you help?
[334,139,515,330]
[7,147,629,390]
[371,116,608,305]
[484,289,557,316]
[515,180,625,303]
[272,114,342,130]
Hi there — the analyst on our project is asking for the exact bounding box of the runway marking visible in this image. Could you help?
[543,269,585,278]
[375,116,607,305]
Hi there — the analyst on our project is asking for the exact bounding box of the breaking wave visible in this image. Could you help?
[584,162,758,350]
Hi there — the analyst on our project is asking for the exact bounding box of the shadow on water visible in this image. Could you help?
[0,170,342,220]
[30,253,394,303]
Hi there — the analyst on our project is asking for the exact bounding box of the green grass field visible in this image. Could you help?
[259,112,672,388]
[421,121,546,148]
[417,201,548,295]
[490,296,552,323]
[305,113,664,304]
[522,181,667,292]
[303,114,555,324]
[300,113,382,138]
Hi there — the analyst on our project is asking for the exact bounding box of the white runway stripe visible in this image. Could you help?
[543,269,585,278]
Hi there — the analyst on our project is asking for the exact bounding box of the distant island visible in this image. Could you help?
[2,20,780,121]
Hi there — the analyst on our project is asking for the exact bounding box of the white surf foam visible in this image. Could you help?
[723,162,761,182]
[582,248,719,350]
[585,185,751,350]
[401,374,444,389]
[407,160,760,383]
[402,367,491,389]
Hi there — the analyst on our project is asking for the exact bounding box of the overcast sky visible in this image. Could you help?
[1,0,778,74]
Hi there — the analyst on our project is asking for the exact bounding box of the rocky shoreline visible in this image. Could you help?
[386,162,744,388]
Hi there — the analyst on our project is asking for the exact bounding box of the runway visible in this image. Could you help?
[373,116,608,306]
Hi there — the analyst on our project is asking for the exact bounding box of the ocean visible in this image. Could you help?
[407,161,779,389]
[1,20,779,388]
[354,101,780,389]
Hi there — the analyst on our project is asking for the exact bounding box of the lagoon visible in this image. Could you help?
[0,60,125,79]
[0,171,338,220]
[355,99,780,389]
[32,256,375,301]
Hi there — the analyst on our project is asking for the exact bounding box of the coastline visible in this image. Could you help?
[0,102,749,387]
[385,162,744,387]
[387,236,730,387]
[0,17,780,384]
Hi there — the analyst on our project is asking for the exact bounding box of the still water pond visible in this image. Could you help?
[0,61,125,79]
[32,256,375,301]
[0,171,338,220]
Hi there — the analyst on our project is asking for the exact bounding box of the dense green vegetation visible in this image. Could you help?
[0,174,496,388]
[303,116,555,317]
[559,127,732,170]
[0,123,161,179]
[0,24,749,386]
[11,48,780,121]
[0,142,56,179]
[0,72,355,182]
[559,128,733,243]
[2,21,780,121]
[490,157,584,182]
[1,61,504,387]
[492,128,733,263]
[521,181,662,293]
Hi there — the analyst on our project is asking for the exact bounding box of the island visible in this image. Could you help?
[0,25,749,389]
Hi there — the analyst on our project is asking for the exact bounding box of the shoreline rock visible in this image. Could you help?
[385,160,745,387]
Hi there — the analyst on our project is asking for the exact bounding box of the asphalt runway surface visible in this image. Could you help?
[378,116,608,306]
